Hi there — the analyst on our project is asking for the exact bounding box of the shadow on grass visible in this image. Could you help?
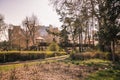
[85,62,120,80]
[62,58,120,80]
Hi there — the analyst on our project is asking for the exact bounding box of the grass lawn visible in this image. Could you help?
[85,61,120,80]
[0,55,119,80]
[86,69,120,80]
[61,58,120,80]
[0,55,69,71]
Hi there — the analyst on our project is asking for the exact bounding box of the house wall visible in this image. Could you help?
[8,25,60,49]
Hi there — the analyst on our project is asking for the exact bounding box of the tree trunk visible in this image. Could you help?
[88,25,90,48]
[98,20,104,51]
[111,39,115,62]
[92,16,94,48]
[80,26,83,52]
[26,39,29,50]
[84,22,88,51]
[78,30,81,52]
[92,31,95,48]
[32,35,35,45]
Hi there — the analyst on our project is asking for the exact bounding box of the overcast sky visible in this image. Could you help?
[0,0,62,27]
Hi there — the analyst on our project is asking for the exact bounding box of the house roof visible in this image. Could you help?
[36,36,44,40]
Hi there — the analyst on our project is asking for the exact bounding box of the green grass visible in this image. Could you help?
[80,59,111,66]
[62,58,111,66]
[62,58,120,80]
[0,62,41,71]
[84,60,120,80]
[0,54,119,80]
[0,61,47,71]
[0,64,22,71]
[0,55,68,71]
[86,69,120,80]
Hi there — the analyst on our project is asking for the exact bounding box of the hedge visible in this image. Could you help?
[70,50,120,62]
[70,51,109,60]
[0,51,66,63]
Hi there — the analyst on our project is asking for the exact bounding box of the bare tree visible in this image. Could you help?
[22,15,39,49]
[0,14,7,41]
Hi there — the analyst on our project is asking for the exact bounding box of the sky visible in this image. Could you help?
[0,0,62,27]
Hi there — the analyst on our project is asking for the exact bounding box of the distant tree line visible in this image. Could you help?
[50,0,120,62]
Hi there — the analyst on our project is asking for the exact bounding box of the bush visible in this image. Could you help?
[0,51,67,63]
[0,52,21,62]
[70,53,83,60]
[70,51,109,60]
[108,51,120,62]
[47,42,60,51]
[115,52,120,62]
[46,51,67,57]
[46,51,56,57]
[93,50,109,59]
[0,51,46,63]
[20,52,45,61]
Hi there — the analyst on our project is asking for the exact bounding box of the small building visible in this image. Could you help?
[35,36,47,51]
[8,25,60,50]
[36,36,45,43]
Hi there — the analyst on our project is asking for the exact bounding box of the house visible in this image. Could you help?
[8,25,60,50]
[39,25,60,43]
[8,26,26,49]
